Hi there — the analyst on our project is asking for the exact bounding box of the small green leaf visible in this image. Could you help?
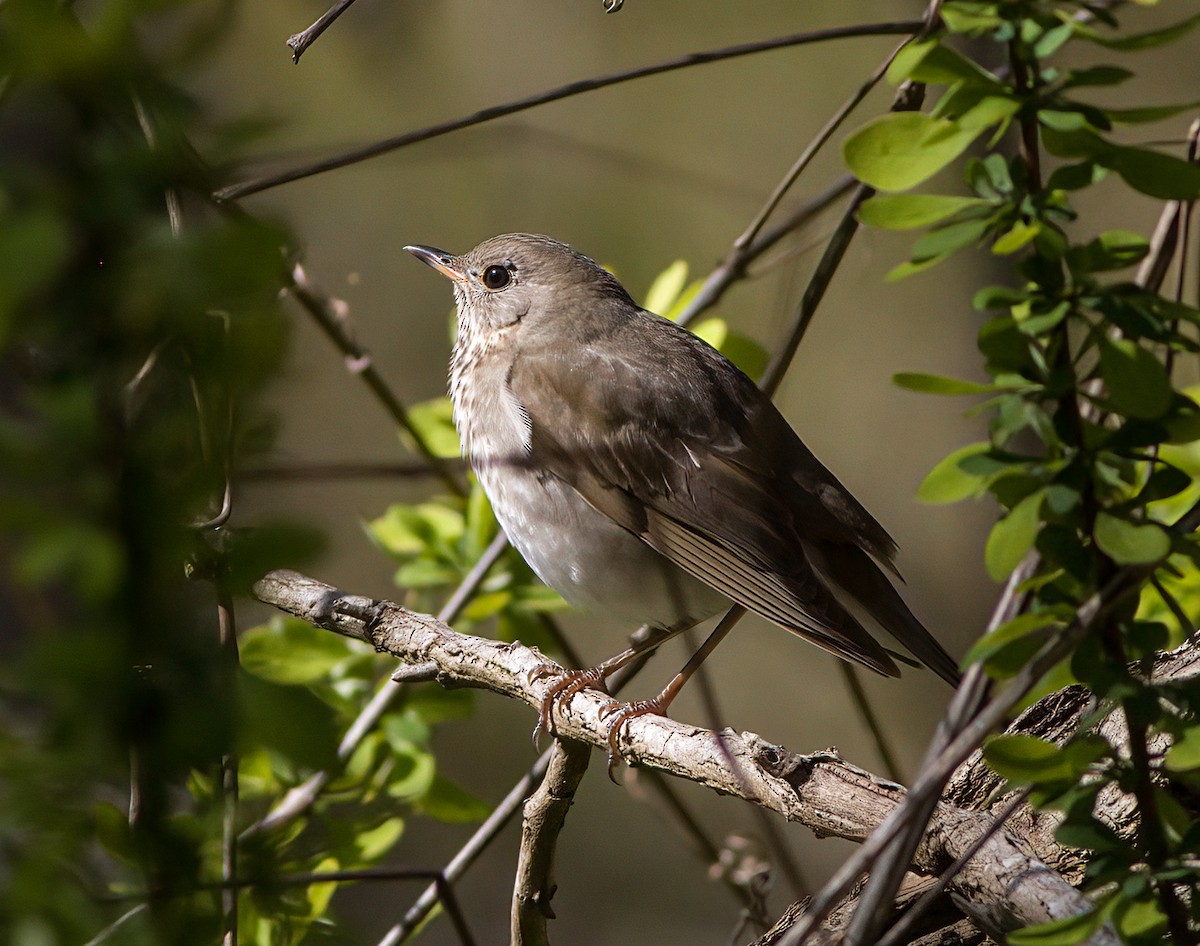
[964,612,1062,666]
[893,372,994,395]
[369,502,465,557]
[406,397,461,459]
[1008,907,1110,946]
[1094,512,1170,565]
[1164,722,1200,772]
[984,733,1066,782]
[1107,100,1200,124]
[887,38,999,85]
[643,260,688,316]
[985,490,1043,581]
[1113,896,1169,942]
[843,113,984,191]
[240,617,360,685]
[885,255,952,282]
[1061,65,1134,88]
[992,220,1040,255]
[356,817,405,861]
[1076,11,1200,51]
[917,442,998,504]
[857,194,991,230]
[911,217,990,260]
[418,774,491,822]
[692,318,768,380]
[1098,338,1174,420]
[1109,147,1200,201]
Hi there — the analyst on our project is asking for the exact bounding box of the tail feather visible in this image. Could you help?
[815,543,962,688]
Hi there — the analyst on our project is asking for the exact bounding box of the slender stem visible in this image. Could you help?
[286,261,466,498]
[735,36,909,251]
[215,21,924,201]
[287,0,360,63]
[838,663,903,783]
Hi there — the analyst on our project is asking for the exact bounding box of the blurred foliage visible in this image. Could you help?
[5,0,1200,945]
[848,1,1200,941]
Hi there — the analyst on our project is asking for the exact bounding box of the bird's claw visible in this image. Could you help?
[599,697,666,782]
[529,666,609,747]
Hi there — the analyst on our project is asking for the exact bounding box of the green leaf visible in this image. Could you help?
[885,255,952,282]
[1109,147,1200,201]
[887,38,999,86]
[1164,722,1200,772]
[418,774,491,822]
[984,733,1064,782]
[857,194,991,230]
[406,397,461,459]
[939,5,1003,35]
[985,490,1043,581]
[1068,230,1149,273]
[1098,338,1173,420]
[1094,512,1170,565]
[240,617,360,686]
[643,259,688,316]
[917,442,998,504]
[963,612,1062,666]
[406,685,475,724]
[1113,895,1169,943]
[1008,906,1110,946]
[992,220,1040,255]
[691,318,768,380]
[356,817,405,861]
[911,217,990,260]
[1076,11,1200,51]
[843,113,985,191]
[892,372,994,395]
[1107,100,1200,124]
[369,502,465,557]
[1061,65,1134,88]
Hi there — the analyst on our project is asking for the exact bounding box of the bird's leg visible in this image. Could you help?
[529,622,688,744]
[601,605,747,774]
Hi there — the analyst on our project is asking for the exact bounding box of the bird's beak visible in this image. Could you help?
[404,244,468,284]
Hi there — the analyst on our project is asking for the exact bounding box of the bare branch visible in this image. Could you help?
[215,22,924,201]
[241,532,508,838]
[287,0,360,64]
[253,569,1105,937]
[511,738,591,946]
[285,261,467,498]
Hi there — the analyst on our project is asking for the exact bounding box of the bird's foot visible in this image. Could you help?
[528,665,610,746]
[599,697,668,781]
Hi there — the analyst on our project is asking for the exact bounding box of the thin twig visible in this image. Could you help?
[241,460,465,482]
[759,78,926,400]
[510,738,591,946]
[218,591,239,946]
[838,663,903,783]
[676,176,856,329]
[214,21,924,201]
[873,789,1030,946]
[380,751,553,946]
[287,0,360,63]
[735,37,910,252]
[83,904,148,946]
[286,261,466,498]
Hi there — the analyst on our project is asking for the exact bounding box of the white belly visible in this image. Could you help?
[479,462,725,629]
[452,342,724,630]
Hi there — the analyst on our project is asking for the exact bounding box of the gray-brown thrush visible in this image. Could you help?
[405,234,960,720]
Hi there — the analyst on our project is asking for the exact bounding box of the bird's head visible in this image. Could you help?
[405,233,636,343]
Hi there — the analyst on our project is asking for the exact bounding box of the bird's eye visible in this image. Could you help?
[481,264,512,290]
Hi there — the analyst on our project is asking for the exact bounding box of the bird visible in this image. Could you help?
[405,233,960,742]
